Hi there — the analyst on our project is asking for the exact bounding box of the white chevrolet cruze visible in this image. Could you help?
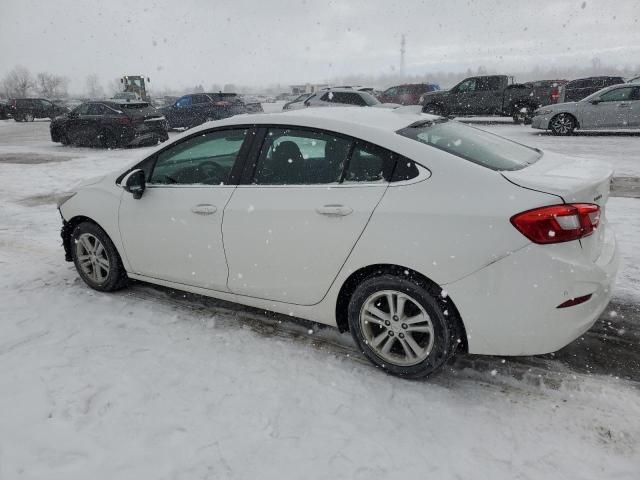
[58,107,618,378]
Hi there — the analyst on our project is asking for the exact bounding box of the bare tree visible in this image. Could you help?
[107,77,123,96]
[1,66,34,98]
[36,72,69,98]
[85,74,105,99]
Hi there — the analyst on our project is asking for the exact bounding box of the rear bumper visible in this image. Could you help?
[446,226,619,356]
[531,115,551,130]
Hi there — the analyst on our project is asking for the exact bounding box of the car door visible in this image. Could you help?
[446,78,477,115]
[581,86,634,129]
[222,127,392,305]
[65,103,91,144]
[118,128,251,289]
[170,95,193,128]
[628,87,640,128]
[83,103,106,144]
[380,86,398,103]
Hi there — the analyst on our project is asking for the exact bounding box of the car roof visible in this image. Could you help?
[102,99,149,105]
[205,106,437,141]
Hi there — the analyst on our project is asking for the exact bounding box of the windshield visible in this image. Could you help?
[360,92,380,106]
[397,119,541,171]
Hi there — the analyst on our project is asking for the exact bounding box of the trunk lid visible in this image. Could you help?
[502,150,614,261]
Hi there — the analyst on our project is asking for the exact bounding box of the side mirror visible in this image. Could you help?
[590,99,602,105]
[122,169,146,199]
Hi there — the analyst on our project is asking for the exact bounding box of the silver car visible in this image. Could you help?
[287,88,398,110]
[531,83,640,135]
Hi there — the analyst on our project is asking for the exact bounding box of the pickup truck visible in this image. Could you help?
[420,75,566,124]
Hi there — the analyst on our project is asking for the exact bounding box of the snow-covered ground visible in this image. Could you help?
[1,118,639,479]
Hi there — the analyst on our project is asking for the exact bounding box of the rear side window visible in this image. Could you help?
[397,119,541,171]
[600,87,633,102]
[254,128,351,185]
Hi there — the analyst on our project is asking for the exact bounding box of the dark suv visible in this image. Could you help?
[50,100,168,148]
[8,98,69,122]
[377,83,440,105]
[159,93,263,129]
[560,76,625,102]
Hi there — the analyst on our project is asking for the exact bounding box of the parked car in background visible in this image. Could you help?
[58,107,617,379]
[421,75,568,123]
[50,100,168,148]
[531,83,640,135]
[291,88,399,110]
[0,100,9,120]
[8,98,69,122]
[378,83,440,105]
[559,76,625,103]
[159,93,261,129]
[283,93,314,110]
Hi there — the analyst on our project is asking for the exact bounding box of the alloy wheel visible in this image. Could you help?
[551,113,574,134]
[359,290,435,366]
[76,233,110,284]
[25,113,34,122]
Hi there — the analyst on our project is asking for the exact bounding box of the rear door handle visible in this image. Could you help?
[191,204,217,215]
[618,103,630,108]
[316,204,353,216]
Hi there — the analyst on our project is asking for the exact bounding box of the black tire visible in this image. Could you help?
[423,103,445,116]
[71,222,128,292]
[60,131,71,145]
[14,115,23,122]
[549,113,576,136]
[347,274,461,379]
[99,129,119,149]
[24,113,35,122]
[512,104,535,124]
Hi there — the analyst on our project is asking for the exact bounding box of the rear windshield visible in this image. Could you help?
[397,119,541,171]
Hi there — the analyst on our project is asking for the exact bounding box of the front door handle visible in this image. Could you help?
[617,103,630,108]
[316,204,353,216]
[191,204,217,215]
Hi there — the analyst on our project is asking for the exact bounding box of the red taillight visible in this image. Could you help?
[510,203,600,244]
[550,87,560,103]
[557,294,592,308]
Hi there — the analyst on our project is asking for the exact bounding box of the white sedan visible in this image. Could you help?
[58,107,618,378]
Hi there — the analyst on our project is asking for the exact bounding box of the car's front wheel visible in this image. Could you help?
[71,222,128,292]
[512,104,535,124]
[549,113,576,135]
[24,113,35,122]
[348,275,461,379]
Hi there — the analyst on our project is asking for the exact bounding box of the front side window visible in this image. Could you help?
[73,104,90,115]
[253,128,352,185]
[86,104,106,115]
[599,87,633,102]
[455,78,476,93]
[397,119,541,171]
[175,96,192,108]
[384,87,398,96]
[150,129,247,185]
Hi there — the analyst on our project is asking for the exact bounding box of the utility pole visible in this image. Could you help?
[400,34,406,77]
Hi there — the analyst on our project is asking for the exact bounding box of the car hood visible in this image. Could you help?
[372,103,401,109]
[539,101,580,112]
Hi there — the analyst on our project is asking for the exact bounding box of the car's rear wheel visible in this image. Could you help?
[24,113,35,122]
[14,115,23,122]
[71,222,128,292]
[347,275,461,379]
[423,103,445,116]
[549,113,576,135]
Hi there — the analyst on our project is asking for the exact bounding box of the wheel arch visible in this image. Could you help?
[550,111,580,129]
[334,263,468,352]
[62,215,115,262]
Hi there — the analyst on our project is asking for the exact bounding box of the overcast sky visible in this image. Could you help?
[1,0,639,92]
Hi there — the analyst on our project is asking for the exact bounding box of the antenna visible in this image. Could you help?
[400,34,406,77]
